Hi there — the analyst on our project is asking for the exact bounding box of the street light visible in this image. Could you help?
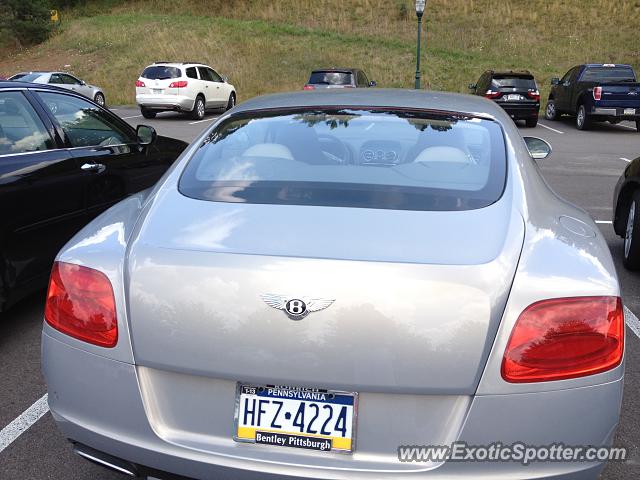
[414,0,426,89]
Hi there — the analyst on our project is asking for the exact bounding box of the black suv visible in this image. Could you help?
[469,70,540,127]
[304,68,376,90]
[0,81,188,311]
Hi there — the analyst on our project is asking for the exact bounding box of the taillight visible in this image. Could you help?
[169,80,188,88]
[135,80,145,87]
[45,262,118,348]
[303,85,315,90]
[527,90,541,101]
[485,90,501,99]
[593,86,603,101]
[502,296,624,383]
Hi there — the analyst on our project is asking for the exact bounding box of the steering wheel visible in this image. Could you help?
[317,135,351,165]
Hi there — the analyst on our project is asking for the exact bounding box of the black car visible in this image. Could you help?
[303,68,376,90]
[613,156,640,269]
[0,81,188,311]
[469,70,540,127]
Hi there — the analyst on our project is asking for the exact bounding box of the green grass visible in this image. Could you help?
[1,0,639,105]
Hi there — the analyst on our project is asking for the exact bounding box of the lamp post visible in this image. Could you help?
[414,0,426,89]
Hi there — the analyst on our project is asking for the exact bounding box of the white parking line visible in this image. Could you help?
[625,306,640,339]
[621,157,632,163]
[0,394,49,453]
[537,122,564,134]
[595,220,613,224]
[121,115,142,120]
[188,117,218,125]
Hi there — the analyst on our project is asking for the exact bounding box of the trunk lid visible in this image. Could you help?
[598,82,640,106]
[127,187,523,394]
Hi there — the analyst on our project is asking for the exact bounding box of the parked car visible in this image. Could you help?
[135,62,236,120]
[303,68,376,90]
[8,71,107,107]
[469,70,540,127]
[0,81,188,312]
[43,89,623,480]
[545,64,640,131]
[612,154,640,268]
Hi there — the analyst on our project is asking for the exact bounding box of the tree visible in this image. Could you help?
[0,0,53,48]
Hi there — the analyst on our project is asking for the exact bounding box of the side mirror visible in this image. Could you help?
[550,77,560,86]
[80,80,86,86]
[221,75,229,83]
[524,136,552,160]
[136,124,157,146]
[369,80,377,87]
[468,83,477,91]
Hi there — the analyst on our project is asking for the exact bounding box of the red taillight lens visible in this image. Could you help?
[502,296,624,383]
[485,90,501,99]
[593,86,603,101]
[527,89,541,101]
[303,85,315,90]
[169,80,188,88]
[135,80,145,87]
[45,262,118,348]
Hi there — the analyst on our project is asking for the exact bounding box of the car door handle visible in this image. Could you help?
[81,162,106,173]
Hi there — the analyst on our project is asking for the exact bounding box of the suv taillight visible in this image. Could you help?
[135,80,145,87]
[45,262,118,348]
[593,86,603,101]
[502,296,624,383]
[169,80,188,88]
[527,89,541,101]
[485,90,501,99]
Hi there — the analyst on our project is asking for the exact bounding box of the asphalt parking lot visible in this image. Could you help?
[1,106,640,479]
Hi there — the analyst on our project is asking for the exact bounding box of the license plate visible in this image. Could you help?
[504,94,522,101]
[152,89,163,94]
[625,108,636,115]
[234,384,357,453]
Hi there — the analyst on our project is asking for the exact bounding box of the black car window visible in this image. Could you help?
[141,66,181,80]
[0,91,54,155]
[580,66,636,83]
[37,92,135,148]
[49,74,64,84]
[186,67,198,79]
[560,68,574,84]
[308,71,353,86]
[179,108,507,212]
[491,76,536,89]
[208,68,223,82]
[197,67,213,82]
[60,74,81,85]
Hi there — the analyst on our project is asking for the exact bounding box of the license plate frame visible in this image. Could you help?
[152,89,163,95]
[233,383,358,454]
[624,108,636,116]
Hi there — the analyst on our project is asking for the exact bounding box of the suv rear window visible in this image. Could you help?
[141,66,181,80]
[308,71,353,86]
[491,75,536,89]
[580,67,636,83]
[179,108,507,211]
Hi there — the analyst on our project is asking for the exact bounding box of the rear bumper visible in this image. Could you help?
[498,104,540,119]
[43,332,621,480]
[592,106,640,118]
[136,94,194,111]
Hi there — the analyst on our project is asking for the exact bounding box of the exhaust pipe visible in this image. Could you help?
[73,443,138,477]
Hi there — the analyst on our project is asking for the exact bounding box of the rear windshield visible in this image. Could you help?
[179,109,507,211]
[141,66,181,80]
[12,73,42,82]
[308,71,353,86]
[580,67,636,83]
[491,76,536,89]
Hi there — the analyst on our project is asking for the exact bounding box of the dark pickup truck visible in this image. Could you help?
[545,64,640,131]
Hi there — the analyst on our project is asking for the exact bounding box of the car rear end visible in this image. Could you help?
[43,97,623,479]
[304,70,355,90]
[136,64,194,112]
[582,65,640,123]
[485,73,540,124]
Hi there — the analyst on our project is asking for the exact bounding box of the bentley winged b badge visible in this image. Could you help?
[260,294,335,320]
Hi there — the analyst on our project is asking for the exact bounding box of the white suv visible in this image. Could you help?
[135,62,236,120]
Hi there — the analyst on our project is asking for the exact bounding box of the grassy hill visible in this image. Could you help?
[1,0,639,106]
